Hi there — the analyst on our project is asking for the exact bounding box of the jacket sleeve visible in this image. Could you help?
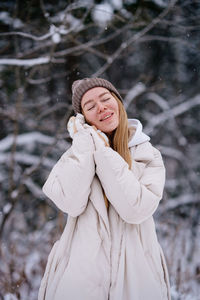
[42,130,95,217]
[94,143,165,224]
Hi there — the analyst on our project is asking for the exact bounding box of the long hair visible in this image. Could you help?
[102,93,132,209]
[81,92,132,209]
[81,92,132,169]
[110,93,132,169]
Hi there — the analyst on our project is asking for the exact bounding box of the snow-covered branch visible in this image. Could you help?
[0,132,54,152]
[145,92,170,110]
[157,145,184,161]
[0,31,52,41]
[145,95,200,134]
[23,178,44,198]
[124,83,146,109]
[0,57,50,66]
[159,193,199,215]
[0,152,55,168]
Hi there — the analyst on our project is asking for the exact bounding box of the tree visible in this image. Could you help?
[0,0,200,298]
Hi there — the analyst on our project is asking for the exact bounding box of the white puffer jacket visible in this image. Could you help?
[38,119,171,300]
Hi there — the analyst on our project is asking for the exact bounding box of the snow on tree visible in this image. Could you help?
[0,0,200,299]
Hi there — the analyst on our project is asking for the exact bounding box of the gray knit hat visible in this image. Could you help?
[72,77,123,113]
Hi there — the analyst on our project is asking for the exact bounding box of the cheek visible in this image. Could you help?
[83,111,96,126]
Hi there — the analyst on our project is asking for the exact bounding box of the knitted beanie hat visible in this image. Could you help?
[72,77,123,113]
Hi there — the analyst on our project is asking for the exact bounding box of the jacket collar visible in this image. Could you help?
[128,119,150,147]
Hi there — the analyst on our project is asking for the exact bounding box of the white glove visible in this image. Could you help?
[84,125,109,150]
[67,113,85,139]
[68,114,96,153]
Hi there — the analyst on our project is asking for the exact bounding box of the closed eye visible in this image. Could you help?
[101,98,110,102]
[87,104,95,111]
[86,98,110,110]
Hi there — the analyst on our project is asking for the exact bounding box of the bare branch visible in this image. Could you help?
[136,35,197,50]
[54,23,132,57]
[27,71,69,85]
[37,103,70,120]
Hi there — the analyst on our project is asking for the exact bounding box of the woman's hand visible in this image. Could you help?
[85,125,109,149]
[67,114,95,153]
[67,113,85,138]
[67,114,109,150]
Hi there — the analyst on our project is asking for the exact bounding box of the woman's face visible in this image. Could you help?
[81,87,119,135]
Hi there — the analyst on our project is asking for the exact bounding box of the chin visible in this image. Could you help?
[100,124,118,135]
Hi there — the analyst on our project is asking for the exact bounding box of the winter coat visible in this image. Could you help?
[38,119,171,300]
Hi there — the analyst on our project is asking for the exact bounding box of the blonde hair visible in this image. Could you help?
[103,93,132,209]
[110,93,132,169]
[81,91,132,209]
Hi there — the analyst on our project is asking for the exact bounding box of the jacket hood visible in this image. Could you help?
[128,119,150,147]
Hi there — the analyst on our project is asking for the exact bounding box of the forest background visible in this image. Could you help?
[0,0,200,299]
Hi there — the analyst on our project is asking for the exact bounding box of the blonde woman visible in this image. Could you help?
[38,78,171,300]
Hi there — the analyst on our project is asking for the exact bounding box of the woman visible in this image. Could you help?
[38,78,171,300]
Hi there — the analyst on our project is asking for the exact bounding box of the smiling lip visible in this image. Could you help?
[100,113,113,122]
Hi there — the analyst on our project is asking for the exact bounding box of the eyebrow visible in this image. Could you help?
[82,99,94,108]
[82,92,110,108]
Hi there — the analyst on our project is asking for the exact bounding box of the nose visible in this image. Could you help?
[97,102,106,113]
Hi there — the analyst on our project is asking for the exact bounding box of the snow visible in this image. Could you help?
[0,152,55,168]
[24,178,45,198]
[158,193,199,215]
[1,213,199,300]
[24,251,41,286]
[50,25,61,44]
[3,203,12,214]
[0,57,50,67]
[52,33,61,44]
[124,82,146,109]
[4,294,18,300]
[158,219,200,300]
[0,11,23,28]
[13,19,23,29]
[0,1,199,299]
[124,0,137,4]
[92,4,113,27]
[0,132,54,152]
[50,11,84,33]
[11,190,19,199]
[111,0,123,10]
[145,92,169,110]
[0,214,58,300]
[145,94,200,134]
[153,0,168,8]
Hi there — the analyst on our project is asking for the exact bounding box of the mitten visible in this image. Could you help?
[67,113,85,139]
[84,125,109,150]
